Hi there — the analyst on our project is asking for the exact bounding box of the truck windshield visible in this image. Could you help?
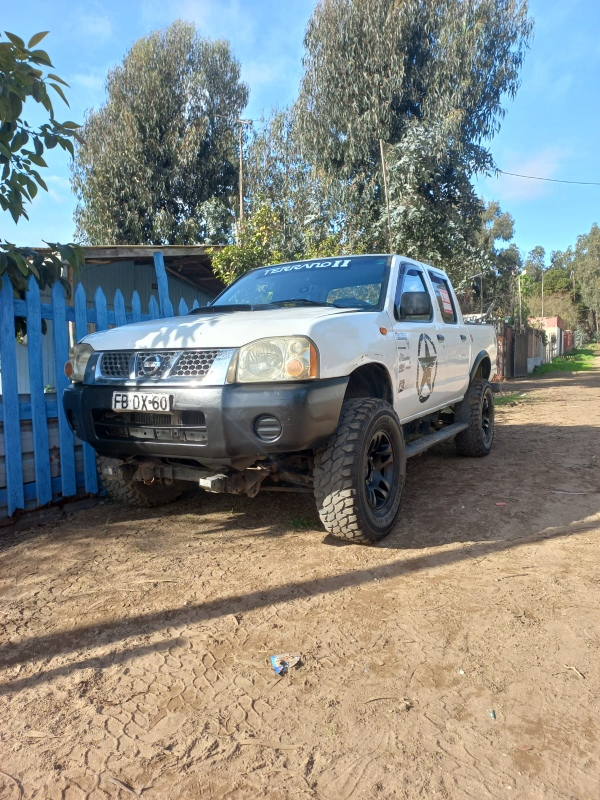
[211,255,391,310]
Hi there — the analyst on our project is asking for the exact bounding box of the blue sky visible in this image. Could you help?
[2,0,599,262]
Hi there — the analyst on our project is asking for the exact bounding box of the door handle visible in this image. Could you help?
[460,334,467,341]
[437,334,445,342]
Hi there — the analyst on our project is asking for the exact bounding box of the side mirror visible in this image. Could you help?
[398,291,432,319]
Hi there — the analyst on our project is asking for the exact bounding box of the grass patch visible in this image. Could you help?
[288,515,315,531]
[534,347,597,375]
[495,392,529,407]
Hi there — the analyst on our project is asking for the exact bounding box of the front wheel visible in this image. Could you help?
[454,379,495,457]
[313,399,406,544]
[98,457,187,507]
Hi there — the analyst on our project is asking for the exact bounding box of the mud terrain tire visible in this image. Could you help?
[454,379,495,457]
[313,399,406,543]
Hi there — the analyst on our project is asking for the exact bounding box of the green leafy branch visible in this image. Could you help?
[0,30,82,227]
[0,30,85,296]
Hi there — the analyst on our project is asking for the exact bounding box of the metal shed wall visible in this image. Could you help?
[79,260,214,312]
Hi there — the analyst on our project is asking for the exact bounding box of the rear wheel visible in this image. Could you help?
[454,379,495,457]
[98,457,186,507]
[313,399,406,543]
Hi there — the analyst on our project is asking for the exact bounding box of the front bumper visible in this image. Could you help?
[63,378,348,467]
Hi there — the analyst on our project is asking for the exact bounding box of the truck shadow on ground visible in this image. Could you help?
[0,514,595,696]
[0,412,598,694]
[1,419,598,556]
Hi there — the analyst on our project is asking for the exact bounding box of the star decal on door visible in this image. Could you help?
[416,333,438,403]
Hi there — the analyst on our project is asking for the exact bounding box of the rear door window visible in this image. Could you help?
[429,273,457,324]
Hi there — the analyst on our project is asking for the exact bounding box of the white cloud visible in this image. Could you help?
[479,147,565,203]
[174,0,257,44]
[242,60,282,91]
[47,176,72,190]
[72,72,105,92]
[34,176,72,206]
[77,12,114,40]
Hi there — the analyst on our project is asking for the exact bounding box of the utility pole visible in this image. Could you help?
[519,269,527,328]
[235,118,252,237]
[379,139,392,252]
[480,274,484,316]
[212,115,252,240]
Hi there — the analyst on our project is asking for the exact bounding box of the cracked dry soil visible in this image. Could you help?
[1,361,600,799]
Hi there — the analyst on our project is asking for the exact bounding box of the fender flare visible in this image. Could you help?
[470,350,492,384]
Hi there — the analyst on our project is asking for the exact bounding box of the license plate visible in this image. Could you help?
[111,392,172,413]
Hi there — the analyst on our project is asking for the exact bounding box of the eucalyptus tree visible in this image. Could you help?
[244,108,347,259]
[71,21,249,245]
[523,245,546,282]
[572,223,600,329]
[296,0,533,259]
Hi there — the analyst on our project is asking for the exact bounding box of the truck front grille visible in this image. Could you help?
[93,409,208,444]
[97,350,221,381]
[100,352,131,378]
[134,351,177,378]
[171,350,220,378]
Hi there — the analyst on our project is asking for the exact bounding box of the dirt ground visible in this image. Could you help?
[1,361,600,800]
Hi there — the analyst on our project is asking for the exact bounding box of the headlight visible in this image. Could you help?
[64,343,94,382]
[232,337,318,383]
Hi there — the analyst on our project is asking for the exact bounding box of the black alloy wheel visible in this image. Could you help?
[364,430,395,511]
[481,389,493,446]
[314,398,406,543]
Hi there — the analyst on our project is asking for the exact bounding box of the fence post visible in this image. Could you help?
[132,291,142,323]
[148,296,159,320]
[0,277,25,515]
[178,298,189,316]
[153,251,174,318]
[26,276,52,507]
[51,282,77,497]
[113,289,127,327]
[94,286,108,331]
[74,283,88,343]
[74,283,99,495]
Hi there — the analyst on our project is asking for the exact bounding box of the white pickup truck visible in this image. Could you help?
[64,254,497,543]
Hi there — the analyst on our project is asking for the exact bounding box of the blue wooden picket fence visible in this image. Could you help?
[0,252,202,519]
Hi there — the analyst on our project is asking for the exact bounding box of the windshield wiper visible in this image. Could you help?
[189,303,274,315]
[268,299,332,307]
[189,299,333,315]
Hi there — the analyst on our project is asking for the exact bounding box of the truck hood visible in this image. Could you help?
[83,306,363,351]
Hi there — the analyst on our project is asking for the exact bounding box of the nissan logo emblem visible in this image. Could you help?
[141,354,162,375]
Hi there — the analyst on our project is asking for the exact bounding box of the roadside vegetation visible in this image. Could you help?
[534,346,597,374]
[494,391,531,406]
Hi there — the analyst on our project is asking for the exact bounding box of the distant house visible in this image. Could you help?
[1,245,224,396]
[529,315,574,361]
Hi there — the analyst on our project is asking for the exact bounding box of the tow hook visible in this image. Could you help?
[198,468,268,497]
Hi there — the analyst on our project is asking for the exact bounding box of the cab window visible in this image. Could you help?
[394,267,432,322]
[429,273,457,324]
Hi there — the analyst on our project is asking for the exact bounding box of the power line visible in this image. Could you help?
[498,169,600,186]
